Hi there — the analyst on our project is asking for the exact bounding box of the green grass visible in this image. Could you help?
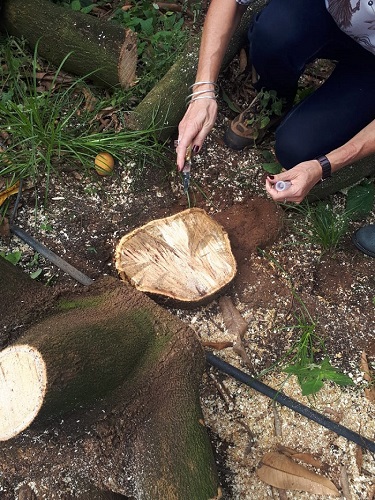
[0,38,166,205]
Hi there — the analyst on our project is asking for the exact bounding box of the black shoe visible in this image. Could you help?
[352,224,375,257]
[224,91,287,151]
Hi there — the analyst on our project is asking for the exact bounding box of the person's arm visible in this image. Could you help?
[176,0,247,170]
[266,118,375,203]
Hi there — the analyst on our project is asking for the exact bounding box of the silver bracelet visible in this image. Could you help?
[190,81,218,90]
[185,89,217,101]
[186,95,218,106]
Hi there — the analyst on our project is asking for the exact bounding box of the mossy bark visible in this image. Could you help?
[0,0,137,88]
[308,156,375,200]
[0,269,218,499]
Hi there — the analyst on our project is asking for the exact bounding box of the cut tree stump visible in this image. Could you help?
[115,208,237,306]
[0,258,218,499]
[0,0,137,88]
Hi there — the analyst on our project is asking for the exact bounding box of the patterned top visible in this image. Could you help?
[236,0,375,55]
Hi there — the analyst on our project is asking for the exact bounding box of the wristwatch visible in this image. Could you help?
[315,155,331,181]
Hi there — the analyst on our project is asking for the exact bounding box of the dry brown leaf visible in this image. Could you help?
[201,341,233,350]
[0,182,20,207]
[276,444,325,469]
[257,452,340,497]
[219,296,248,338]
[355,445,363,472]
[360,351,375,403]
[239,48,248,74]
[339,465,352,500]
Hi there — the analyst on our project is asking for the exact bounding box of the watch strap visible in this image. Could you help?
[315,155,331,181]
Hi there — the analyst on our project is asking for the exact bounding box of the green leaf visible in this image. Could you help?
[346,181,375,220]
[261,162,283,174]
[30,268,42,280]
[260,116,270,129]
[221,88,241,113]
[71,0,81,11]
[1,250,22,265]
[284,358,353,396]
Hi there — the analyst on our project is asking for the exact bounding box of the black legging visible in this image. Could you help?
[248,0,375,168]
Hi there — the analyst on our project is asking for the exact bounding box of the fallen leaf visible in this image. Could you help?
[339,464,352,500]
[257,452,340,496]
[219,295,248,339]
[360,351,375,403]
[239,48,248,74]
[201,341,233,350]
[276,444,324,469]
[0,181,20,207]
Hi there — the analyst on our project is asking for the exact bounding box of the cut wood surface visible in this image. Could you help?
[115,208,237,305]
[0,0,137,88]
[0,345,46,441]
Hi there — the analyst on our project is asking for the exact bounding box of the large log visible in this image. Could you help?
[0,0,137,88]
[0,259,218,499]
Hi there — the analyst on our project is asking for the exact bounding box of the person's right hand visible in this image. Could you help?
[176,98,218,170]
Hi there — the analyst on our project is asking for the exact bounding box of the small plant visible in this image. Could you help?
[287,200,351,253]
[0,249,22,265]
[246,89,286,141]
[282,311,353,396]
[258,250,353,396]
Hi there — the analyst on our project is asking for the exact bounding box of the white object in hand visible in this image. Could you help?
[275,180,292,191]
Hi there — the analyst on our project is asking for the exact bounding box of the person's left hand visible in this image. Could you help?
[265,160,323,204]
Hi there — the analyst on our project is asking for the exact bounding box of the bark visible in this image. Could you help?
[308,156,375,200]
[128,1,266,141]
[0,0,137,88]
[0,256,55,349]
[0,266,218,499]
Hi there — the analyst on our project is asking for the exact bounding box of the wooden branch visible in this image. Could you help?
[0,0,137,88]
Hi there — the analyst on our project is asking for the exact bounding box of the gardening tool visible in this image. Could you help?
[182,144,192,193]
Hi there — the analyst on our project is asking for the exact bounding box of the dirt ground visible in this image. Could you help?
[1,63,375,498]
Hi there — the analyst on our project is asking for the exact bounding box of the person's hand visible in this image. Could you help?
[265,160,322,203]
[176,98,218,170]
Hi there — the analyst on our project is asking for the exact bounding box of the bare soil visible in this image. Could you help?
[0,61,374,498]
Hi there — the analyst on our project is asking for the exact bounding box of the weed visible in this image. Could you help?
[246,89,285,141]
[0,39,165,207]
[0,249,22,265]
[258,250,353,396]
[286,200,351,253]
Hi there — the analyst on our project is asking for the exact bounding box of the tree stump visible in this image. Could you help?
[115,208,237,306]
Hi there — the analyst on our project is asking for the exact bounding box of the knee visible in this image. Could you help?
[275,122,316,169]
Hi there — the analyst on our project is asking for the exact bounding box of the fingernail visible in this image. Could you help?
[192,145,200,153]
[268,175,274,179]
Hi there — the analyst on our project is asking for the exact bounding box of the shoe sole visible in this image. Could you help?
[352,232,375,258]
